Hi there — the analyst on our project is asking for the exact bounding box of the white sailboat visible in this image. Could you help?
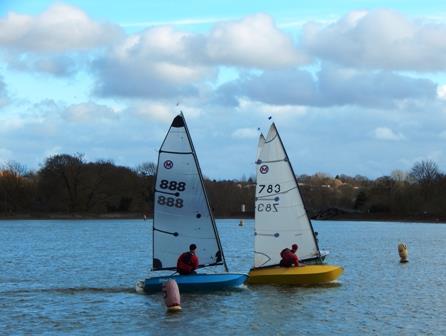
[247,123,343,285]
[138,113,247,292]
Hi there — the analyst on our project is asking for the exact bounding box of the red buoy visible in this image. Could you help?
[162,279,181,312]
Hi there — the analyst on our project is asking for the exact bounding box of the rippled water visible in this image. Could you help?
[1,219,445,335]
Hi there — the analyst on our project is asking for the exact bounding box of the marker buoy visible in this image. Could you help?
[162,279,181,312]
[398,243,409,263]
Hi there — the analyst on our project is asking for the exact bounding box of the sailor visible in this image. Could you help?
[279,243,300,267]
[177,244,199,275]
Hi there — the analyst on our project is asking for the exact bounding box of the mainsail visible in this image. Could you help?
[254,123,320,268]
[152,114,227,271]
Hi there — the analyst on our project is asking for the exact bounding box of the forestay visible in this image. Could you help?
[254,123,319,268]
[152,114,226,271]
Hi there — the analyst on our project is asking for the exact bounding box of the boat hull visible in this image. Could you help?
[247,265,343,285]
[139,273,248,292]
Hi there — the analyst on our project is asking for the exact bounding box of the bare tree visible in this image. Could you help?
[410,160,441,184]
[391,169,409,183]
[135,162,157,177]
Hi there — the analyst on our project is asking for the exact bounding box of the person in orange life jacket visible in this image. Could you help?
[279,243,300,267]
[177,244,199,275]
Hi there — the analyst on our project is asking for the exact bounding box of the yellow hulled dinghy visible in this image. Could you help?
[247,265,343,285]
[247,123,343,285]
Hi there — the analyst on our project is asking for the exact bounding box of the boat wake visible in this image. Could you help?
[2,287,137,295]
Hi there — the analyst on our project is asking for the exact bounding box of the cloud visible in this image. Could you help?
[374,127,405,141]
[129,101,178,123]
[206,13,307,68]
[437,85,446,100]
[0,4,122,53]
[0,4,122,76]
[92,26,214,98]
[5,54,79,77]
[302,9,446,71]
[62,102,119,122]
[93,13,306,98]
[215,64,437,108]
[231,128,259,139]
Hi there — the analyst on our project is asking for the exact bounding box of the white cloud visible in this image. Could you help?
[93,26,215,98]
[302,9,446,71]
[130,102,177,123]
[206,13,307,68]
[0,4,122,53]
[374,127,405,141]
[94,13,308,98]
[62,102,119,122]
[231,128,259,139]
[437,85,446,100]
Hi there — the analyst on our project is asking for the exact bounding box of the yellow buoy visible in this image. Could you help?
[398,243,409,263]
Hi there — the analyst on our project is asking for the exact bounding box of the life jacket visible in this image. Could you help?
[280,249,298,267]
[177,252,198,274]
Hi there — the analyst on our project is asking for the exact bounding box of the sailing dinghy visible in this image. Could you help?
[138,114,247,292]
[247,124,343,285]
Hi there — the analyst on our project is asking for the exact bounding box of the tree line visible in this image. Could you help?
[0,154,445,220]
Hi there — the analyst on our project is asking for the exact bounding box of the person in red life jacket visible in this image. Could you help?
[176,244,199,275]
[279,243,300,267]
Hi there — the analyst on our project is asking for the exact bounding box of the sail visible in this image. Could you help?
[254,123,319,268]
[152,114,226,271]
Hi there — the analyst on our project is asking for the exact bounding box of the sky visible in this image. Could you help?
[1,1,446,180]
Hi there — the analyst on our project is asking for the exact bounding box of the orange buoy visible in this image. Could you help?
[162,279,181,312]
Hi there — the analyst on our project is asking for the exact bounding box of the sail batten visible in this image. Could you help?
[254,124,320,268]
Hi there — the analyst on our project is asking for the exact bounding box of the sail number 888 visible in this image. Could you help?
[159,179,186,191]
[158,196,183,208]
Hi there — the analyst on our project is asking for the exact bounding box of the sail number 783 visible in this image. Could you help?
[257,203,279,212]
[258,184,280,194]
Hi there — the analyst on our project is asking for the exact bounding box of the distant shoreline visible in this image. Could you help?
[0,212,445,224]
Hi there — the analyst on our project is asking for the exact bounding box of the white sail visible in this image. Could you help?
[152,114,226,271]
[254,123,319,268]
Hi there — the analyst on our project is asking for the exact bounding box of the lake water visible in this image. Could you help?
[1,219,445,335]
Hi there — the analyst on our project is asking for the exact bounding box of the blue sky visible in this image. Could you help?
[1,1,446,179]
